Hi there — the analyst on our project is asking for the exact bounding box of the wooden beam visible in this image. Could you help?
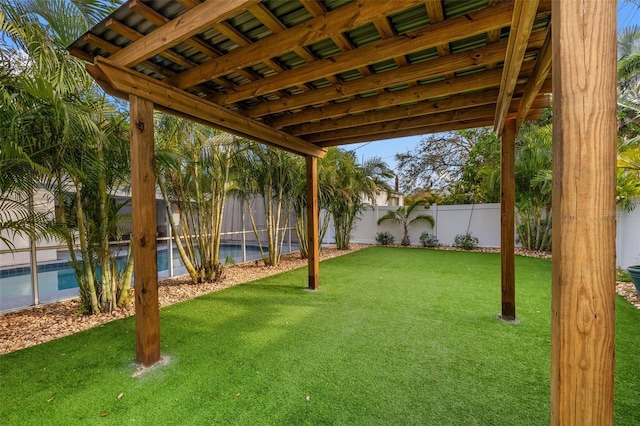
[128,0,223,60]
[493,0,539,135]
[516,28,552,131]
[290,90,500,136]
[168,0,424,89]
[213,1,515,104]
[302,95,548,144]
[306,156,319,290]
[304,104,498,143]
[129,95,161,367]
[424,0,454,80]
[94,59,325,158]
[109,0,259,67]
[286,79,551,136]
[272,70,502,128]
[105,18,197,69]
[247,31,547,119]
[551,1,617,424]
[500,118,516,321]
[269,65,524,128]
[316,118,495,147]
[424,1,450,57]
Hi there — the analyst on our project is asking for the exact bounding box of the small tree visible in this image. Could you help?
[324,150,393,250]
[376,199,434,246]
[237,143,296,266]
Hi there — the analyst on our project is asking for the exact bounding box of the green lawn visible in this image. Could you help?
[1,247,639,425]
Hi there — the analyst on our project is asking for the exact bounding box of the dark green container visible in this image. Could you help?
[627,266,640,294]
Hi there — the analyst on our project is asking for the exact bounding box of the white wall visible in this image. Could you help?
[351,203,500,247]
[617,199,640,268]
[351,200,640,268]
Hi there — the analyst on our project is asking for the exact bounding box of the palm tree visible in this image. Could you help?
[236,143,297,266]
[1,0,133,314]
[376,199,434,246]
[513,123,553,251]
[618,25,640,85]
[156,114,240,282]
[323,149,393,250]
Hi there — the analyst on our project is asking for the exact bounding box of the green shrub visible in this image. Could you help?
[454,232,479,250]
[419,232,439,248]
[375,231,395,246]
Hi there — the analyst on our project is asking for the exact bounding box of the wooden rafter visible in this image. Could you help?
[128,0,224,59]
[316,118,496,147]
[247,30,547,119]
[109,0,258,67]
[493,0,540,135]
[92,58,325,158]
[213,1,515,105]
[287,79,552,136]
[516,27,552,131]
[169,0,424,90]
[270,62,539,129]
[302,95,549,144]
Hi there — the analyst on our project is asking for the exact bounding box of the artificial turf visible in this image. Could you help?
[1,247,639,425]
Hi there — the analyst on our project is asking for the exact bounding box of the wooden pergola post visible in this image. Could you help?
[500,118,516,321]
[130,95,161,367]
[306,155,319,290]
[551,1,617,424]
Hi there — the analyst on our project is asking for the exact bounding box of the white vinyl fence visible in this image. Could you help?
[350,203,501,247]
[616,199,640,268]
[349,200,640,269]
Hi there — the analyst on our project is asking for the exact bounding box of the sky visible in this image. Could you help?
[347,1,640,173]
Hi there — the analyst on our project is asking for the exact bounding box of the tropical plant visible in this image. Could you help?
[375,231,395,246]
[513,123,553,251]
[1,0,133,314]
[454,232,479,250]
[323,149,393,250]
[156,114,239,283]
[618,24,640,86]
[376,199,434,246]
[419,232,439,248]
[237,143,297,266]
[0,82,59,249]
[291,150,340,259]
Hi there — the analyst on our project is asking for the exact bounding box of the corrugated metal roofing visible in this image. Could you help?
[68,0,552,154]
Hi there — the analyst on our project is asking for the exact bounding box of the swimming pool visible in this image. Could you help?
[0,242,289,312]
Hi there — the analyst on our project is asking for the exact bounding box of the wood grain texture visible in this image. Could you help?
[516,28,552,131]
[246,33,540,120]
[109,0,258,67]
[301,95,548,144]
[494,0,539,135]
[500,119,516,321]
[215,1,515,105]
[130,95,161,367]
[170,0,423,89]
[550,1,617,424]
[306,156,319,290]
[96,58,325,158]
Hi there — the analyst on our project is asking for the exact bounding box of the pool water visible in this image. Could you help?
[0,243,278,312]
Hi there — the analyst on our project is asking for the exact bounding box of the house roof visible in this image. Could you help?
[68,0,552,158]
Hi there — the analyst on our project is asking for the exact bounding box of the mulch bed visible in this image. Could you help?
[1,245,637,355]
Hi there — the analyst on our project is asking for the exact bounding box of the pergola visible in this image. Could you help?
[69,0,617,423]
